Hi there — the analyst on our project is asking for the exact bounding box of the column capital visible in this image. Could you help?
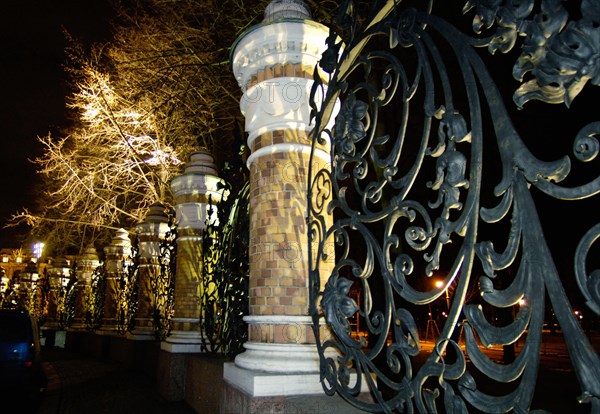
[170,151,227,232]
[231,20,330,92]
[104,228,132,258]
[170,151,226,202]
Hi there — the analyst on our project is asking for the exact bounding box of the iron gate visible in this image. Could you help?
[307,0,599,412]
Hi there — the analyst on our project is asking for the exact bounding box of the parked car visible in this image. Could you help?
[0,309,45,397]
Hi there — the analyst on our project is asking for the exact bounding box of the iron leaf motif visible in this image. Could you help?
[322,276,359,330]
[465,0,600,107]
[334,93,368,156]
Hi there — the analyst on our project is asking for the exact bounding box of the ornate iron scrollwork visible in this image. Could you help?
[115,238,139,335]
[84,263,105,331]
[201,148,250,357]
[59,266,79,330]
[150,218,177,340]
[28,270,50,326]
[308,1,599,412]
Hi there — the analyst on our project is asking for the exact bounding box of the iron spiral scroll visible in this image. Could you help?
[307,0,600,413]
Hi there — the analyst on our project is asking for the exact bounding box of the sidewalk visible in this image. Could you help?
[34,347,195,414]
[18,330,598,414]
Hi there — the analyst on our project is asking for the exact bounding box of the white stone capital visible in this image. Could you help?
[170,173,226,200]
[242,77,324,143]
[231,20,330,91]
[173,202,214,231]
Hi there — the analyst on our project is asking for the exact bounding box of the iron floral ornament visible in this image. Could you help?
[307,0,599,413]
[465,0,600,107]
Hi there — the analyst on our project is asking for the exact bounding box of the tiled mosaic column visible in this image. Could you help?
[225,0,340,400]
[101,228,132,333]
[46,257,71,329]
[74,245,100,329]
[132,203,170,339]
[165,151,225,353]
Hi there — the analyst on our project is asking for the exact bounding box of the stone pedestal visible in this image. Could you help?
[132,203,170,340]
[158,151,225,401]
[224,1,349,411]
[101,228,132,334]
[164,151,226,353]
[74,245,100,330]
[47,257,72,329]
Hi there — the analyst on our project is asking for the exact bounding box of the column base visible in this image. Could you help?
[161,330,206,353]
[223,362,323,396]
[234,341,320,373]
[222,368,373,414]
[127,326,156,341]
[226,341,371,397]
[69,321,87,331]
[97,326,118,336]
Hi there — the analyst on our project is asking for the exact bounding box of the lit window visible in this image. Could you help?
[1,257,7,263]
[16,257,22,263]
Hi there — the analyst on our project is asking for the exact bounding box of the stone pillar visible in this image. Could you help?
[164,151,225,352]
[157,151,225,401]
[77,245,100,284]
[132,203,170,339]
[225,0,343,405]
[101,228,132,333]
[73,245,100,329]
[74,246,100,329]
[46,258,69,329]
[44,278,59,330]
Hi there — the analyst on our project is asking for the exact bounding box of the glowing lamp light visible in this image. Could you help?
[33,242,44,259]
[0,276,8,293]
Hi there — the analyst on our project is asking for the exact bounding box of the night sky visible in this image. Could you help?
[0,0,113,247]
[0,1,597,301]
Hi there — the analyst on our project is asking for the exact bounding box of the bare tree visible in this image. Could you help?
[9,0,336,255]
[13,52,185,253]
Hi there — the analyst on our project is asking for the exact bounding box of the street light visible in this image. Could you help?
[435,279,450,310]
[33,242,45,260]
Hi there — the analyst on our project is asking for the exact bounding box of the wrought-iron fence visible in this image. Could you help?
[84,263,106,331]
[113,237,140,335]
[27,270,50,326]
[149,218,177,340]
[57,267,78,330]
[201,147,250,358]
[307,1,599,413]
[115,240,139,335]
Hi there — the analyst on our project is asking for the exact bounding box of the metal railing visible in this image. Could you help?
[307,1,599,412]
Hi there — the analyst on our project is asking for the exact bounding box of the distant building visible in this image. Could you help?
[0,247,56,292]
